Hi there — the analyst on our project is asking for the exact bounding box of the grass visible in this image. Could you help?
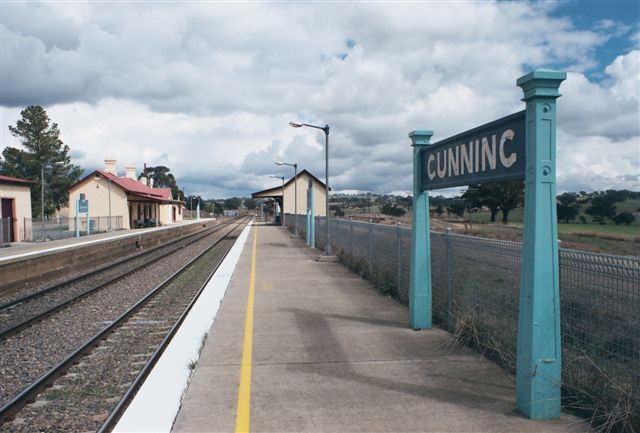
[428,218,639,256]
[558,223,640,238]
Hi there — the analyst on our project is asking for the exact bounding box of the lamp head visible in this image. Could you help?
[289,122,303,128]
[275,161,284,165]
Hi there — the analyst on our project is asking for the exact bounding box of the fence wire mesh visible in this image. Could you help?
[286,213,639,431]
[22,216,124,241]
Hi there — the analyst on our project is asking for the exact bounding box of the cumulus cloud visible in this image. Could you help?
[1,2,638,197]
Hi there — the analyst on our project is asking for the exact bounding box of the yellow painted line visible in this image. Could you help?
[235,226,258,433]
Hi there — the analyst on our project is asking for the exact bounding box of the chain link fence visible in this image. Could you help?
[0,218,11,246]
[287,213,639,431]
[23,216,124,241]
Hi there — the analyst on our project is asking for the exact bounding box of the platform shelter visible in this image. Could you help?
[251,169,327,224]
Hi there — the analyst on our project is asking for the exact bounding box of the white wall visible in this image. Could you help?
[69,177,130,229]
[283,175,326,216]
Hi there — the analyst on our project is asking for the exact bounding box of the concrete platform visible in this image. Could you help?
[172,225,588,433]
[0,219,214,263]
[0,219,218,297]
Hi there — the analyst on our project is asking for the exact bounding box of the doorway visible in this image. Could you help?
[1,198,15,243]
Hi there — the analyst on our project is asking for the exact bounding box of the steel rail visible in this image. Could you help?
[98,218,250,432]
[0,217,243,339]
[0,217,250,423]
[0,218,239,311]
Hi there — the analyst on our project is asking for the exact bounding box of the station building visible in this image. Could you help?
[251,169,327,220]
[0,175,34,243]
[68,160,185,230]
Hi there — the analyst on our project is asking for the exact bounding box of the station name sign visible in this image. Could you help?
[420,110,526,190]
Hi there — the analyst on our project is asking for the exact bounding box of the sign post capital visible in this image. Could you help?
[517,69,566,101]
[408,130,433,147]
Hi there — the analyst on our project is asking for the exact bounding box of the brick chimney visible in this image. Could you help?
[104,159,117,175]
[125,165,136,180]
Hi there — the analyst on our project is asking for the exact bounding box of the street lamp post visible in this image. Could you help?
[289,121,333,256]
[41,165,45,240]
[269,175,285,225]
[276,160,298,235]
[40,162,62,240]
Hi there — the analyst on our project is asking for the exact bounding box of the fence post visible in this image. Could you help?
[349,222,353,254]
[446,227,453,330]
[396,223,402,294]
[516,69,565,419]
[368,219,373,273]
[408,129,433,330]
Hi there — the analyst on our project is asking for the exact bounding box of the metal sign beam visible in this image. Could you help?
[420,111,526,190]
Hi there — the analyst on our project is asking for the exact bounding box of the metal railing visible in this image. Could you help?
[287,213,639,430]
[0,218,11,246]
[22,216,124,241]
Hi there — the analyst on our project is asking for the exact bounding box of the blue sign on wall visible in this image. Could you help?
[79,199,88,213]
[420,110,525,190]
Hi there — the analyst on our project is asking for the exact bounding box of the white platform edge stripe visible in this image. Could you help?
[112,222,253,433]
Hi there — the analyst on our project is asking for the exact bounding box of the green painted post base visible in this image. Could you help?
[516,69,566,419]
[409,129,434,330]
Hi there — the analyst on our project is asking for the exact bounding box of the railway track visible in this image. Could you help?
[0,217,248,410]
[0,217,250,431]
[0,217,242,338]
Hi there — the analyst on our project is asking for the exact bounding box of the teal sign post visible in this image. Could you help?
[76,193,89,237]
[306,179,315,248]
[409,69,565,419]
[409,129,433,330]
[516,70,566,419]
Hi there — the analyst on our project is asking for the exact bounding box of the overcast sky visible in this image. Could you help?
[1,1,638,198]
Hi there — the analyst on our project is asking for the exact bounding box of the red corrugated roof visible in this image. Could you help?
[156,187,173,200]
[68,171,183,204]
[100,171,165,198]
[0,174,35,185]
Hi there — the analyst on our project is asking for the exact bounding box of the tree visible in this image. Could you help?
[556,192,581,223]
[557,192,579,206]
[224,197,242,210]
[144,165,183,199]
[462,181,524,223]
[613,211,635,226]
[586,195,617,224]
[244,198,258,210]
[557,204,579,223]
[446,201,465,218]
[1,106,82,217]
[435,205,444,216]
[213,202,224,215]
[381,203,406,217]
